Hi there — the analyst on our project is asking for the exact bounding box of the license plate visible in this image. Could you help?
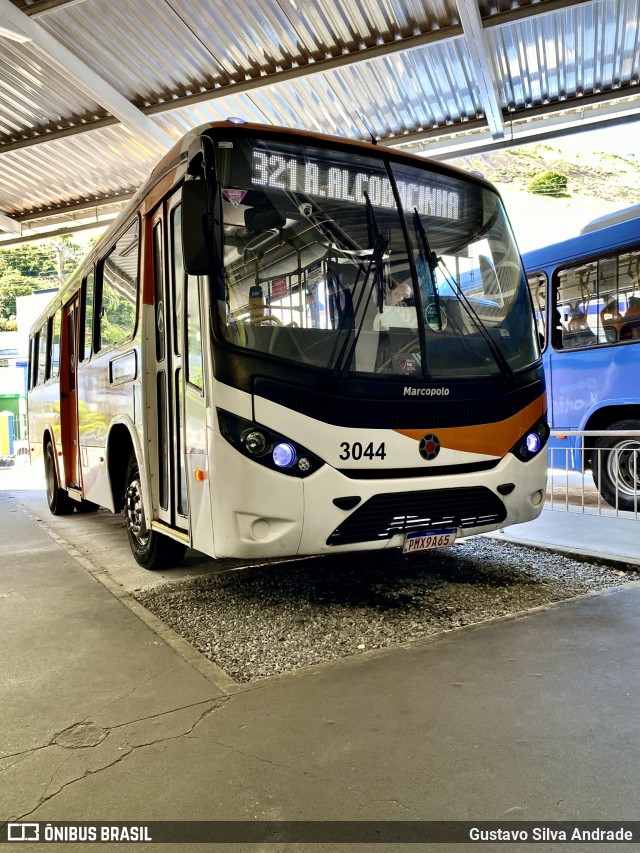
[403,528,457,554]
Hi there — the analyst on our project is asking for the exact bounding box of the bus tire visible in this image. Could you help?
[124,454,187,570]
[44,442,74,516]
[592,419,640,512]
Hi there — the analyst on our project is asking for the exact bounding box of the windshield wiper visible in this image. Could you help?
[329,192,387,384]
[413,208,442,331]
[439,257,515,385]
[366,191,386,315]
[410,208,513,383]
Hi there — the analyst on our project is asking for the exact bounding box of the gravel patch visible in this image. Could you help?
[135,538,636,683]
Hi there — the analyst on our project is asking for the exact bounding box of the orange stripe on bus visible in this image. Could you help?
[394,394,546,458]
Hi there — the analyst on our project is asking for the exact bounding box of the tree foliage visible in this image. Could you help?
[527,170,570,198]
[0,236,85,321]
[0,272,38,321]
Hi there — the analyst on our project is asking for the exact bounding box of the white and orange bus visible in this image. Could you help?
[28,121,548,570]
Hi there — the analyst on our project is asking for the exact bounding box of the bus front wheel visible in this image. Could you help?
[592,419,640,512]
[44,442,74,516]
[124,455,187,570]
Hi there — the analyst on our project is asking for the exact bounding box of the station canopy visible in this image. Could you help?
[1,0,639,244]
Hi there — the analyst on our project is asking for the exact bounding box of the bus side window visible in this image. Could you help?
[81,272,95,361]
[37,323,48,385]
[29,335,38,389]
[554,260,600,350]
[96,220,139,352]
[186,276,203,391]
[49,311,61,379]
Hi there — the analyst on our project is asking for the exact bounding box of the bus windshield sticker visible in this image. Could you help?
[425,303,448,332]
[392,354,421,375]
[222,188,247,206]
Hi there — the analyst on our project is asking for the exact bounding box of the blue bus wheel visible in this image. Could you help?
[592,419,640,512]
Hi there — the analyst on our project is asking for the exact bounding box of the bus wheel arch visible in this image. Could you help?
[124,452,187,570]
[43,434,74,515]
[106,423,137,513]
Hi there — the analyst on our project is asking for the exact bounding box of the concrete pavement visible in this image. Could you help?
[492,507,640,569]
[1,475,640,851]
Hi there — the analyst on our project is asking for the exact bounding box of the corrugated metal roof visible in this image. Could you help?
[2,0,640,239]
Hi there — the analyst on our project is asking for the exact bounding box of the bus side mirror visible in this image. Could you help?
[182,181,211,276]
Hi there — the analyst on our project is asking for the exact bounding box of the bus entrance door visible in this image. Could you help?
[149,202,189,536]
[60,296,80,489]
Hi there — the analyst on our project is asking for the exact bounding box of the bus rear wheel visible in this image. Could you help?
[124,454,187,570]
[592,419,640,512]
[44,442,74,515]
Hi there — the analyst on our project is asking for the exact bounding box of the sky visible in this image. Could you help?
[560,120,639,158]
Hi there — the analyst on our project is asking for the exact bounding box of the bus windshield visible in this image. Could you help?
[214,136,538,380]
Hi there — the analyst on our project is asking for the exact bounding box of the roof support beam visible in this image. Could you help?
[385,91,640,159]
[455,0,504,139]
[21,0,90,17]
[0,218,116,247]
[0,211,21,234]
[0,0,174,152]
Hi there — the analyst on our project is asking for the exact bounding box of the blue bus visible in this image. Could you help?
[523,206,640,511]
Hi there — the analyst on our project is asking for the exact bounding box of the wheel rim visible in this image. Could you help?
[605,440,640,499]
[124,478,149,546]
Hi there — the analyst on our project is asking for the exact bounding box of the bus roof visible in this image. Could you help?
[522,211,640,271]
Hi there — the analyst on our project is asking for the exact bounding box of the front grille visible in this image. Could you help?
[327,486,506,546]
[337,459,500,479]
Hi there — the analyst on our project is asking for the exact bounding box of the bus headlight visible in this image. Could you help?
[244,431,267,455]
[510,416,549,462]
[218,409,324,478]
[273,442,296,468]
[525,432,541,454]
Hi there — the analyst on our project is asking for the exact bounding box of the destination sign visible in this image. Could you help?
[251,150,460,221]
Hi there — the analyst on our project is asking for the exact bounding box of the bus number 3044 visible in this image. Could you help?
[339,442,387,461]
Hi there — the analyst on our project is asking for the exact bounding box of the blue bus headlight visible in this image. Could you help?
[217,409,323,478]
[525,432,541,454]
[273,442,296,468]
[510,416,549,462]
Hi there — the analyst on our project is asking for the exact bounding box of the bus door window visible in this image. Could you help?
[152,220,169,514]
[186,275,204,390]
[61,298,80,488]
[169,203,189,525]
[80,272,94,362]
